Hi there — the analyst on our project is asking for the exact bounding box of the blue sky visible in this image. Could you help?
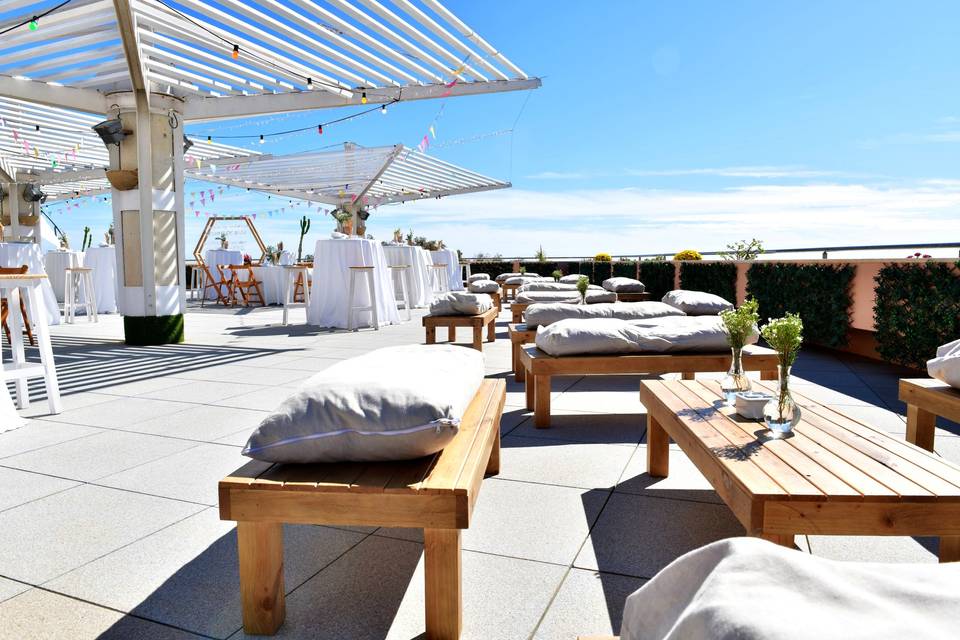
[39,0,960,257]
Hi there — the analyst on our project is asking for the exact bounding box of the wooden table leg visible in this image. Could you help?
[425,325,437,345]
[759,532,795,549]
[939,536,960,562]
[471,324,482,351]
[237,521,286,635]
[906,404,937,452]
[761,369,778,381]
[534,374,551,428]
[424,528,462,640]
[646,414,670,477]
[681,372,695,381]
[525,370,535,411]
[512,342,525,382]
[447,326,456,343]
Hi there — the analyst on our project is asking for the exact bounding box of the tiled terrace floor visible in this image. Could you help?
[2,303,957,639]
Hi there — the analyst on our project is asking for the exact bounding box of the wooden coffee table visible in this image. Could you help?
[640,379,960,562]
[899,378,960,452]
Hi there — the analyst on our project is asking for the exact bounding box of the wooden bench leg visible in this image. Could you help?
[447,326,456,343]
[525,370,535,411]
[759,532,796,549]
[237,521,285,635]
[646,414,669,477]
[681,372,695,381]
[512,342,522,380]
[906,404,937,452]
[939,536,960,562]
[486,318,495,343]
[534,374,551,429]
[761,369,778,381]
[471,324,483,351]
[486,425,501,476]
[424,528,462,640]
[426,325,437,345]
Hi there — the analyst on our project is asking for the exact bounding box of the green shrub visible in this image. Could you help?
[638,261,676,299]
[612,260,638,279]
[679,262,737,302]
[747,263,854,347]
[874,261,960,368]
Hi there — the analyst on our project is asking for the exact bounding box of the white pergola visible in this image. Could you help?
[185,143,509,207]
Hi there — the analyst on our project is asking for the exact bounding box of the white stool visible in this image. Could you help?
[389,264,412,321]
[189,265,207,301]
[282,265,311,326]
[430,263,450,294]
[0,274,62,414]
[347,266,379,331]
[461,262,471,282]
[63,267,97,324]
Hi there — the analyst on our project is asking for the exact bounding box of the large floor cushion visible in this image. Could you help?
[243,344,484,463]
[535,316,754,356]
[514,290,618,305]
[559,274,585,284]
[503,275,548,285]
[467,273,490,283]
[468,279,499,294]
[430,292,494,315]
[620,538,960,640]
[524,301,685,328]
[517,281,603,293]
[662,289,734,315]
[929,339,960,388]
[603,276,646,293]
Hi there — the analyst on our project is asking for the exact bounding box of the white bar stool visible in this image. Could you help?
[461,262,471,282]
[430,263,450,294]
[347,266,379,331]
[63,267,97,324]
[189,265,207,301]
[282,265,311,326]
[0,274,62,414]
[389,264,413,321]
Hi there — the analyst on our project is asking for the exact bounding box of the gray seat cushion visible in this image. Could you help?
[467,279,499,294]
[524,301,686,328]
[559,274,586,284]
[515,290,618,305]
[603,277,646,293]
[662,289,734,315]
[503,275,549,285]
[467,273,490,283]
[243,344,484,463]
[517,281,603,293]
[429,292,494,315]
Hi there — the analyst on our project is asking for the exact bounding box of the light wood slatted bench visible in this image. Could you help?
[219,379,506,639]
[900,378,960,452]
[520,344,778,428]
[614,292,651,302]
[423,306,498,351]
[642,378,960,562]
[508,323,536,382]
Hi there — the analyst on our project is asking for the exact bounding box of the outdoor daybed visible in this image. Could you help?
[423,292,498,351]
[511,290,618,323]
[899,339,960,451]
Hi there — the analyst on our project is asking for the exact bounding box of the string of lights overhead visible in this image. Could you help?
[0,0,75,36]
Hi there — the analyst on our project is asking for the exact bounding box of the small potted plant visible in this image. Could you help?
[393,228,403,243]
[216,233,228,250]
[552,269,563,282]
[243,253,252,265]
[331,209,353,235]
[760,313,804,437]
[576,275,589,304]
[719,298,759,405]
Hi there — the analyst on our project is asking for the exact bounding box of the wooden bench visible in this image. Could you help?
[219,379,506,639]
[900,378,960,451]
[520,344,778,428]
[424,306,498,351]
[642,378,960,562]
[614,292,651,302]
[501,281,521,301]
[508,323,536,382]
[511,301,531,324]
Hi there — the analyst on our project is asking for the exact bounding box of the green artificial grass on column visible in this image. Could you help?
[123,314,185,345]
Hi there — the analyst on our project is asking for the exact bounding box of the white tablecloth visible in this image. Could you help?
[251,265,287,305]
[431,249,464,290]
[0,242,59,325]
[204,249,243,300]
[308,238,399,329]
[383,244,435,308]
[82,246,118,314]
[44,250,83,303]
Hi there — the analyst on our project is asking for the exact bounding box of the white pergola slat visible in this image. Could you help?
[183,143,509,206]
[0,0,539,120]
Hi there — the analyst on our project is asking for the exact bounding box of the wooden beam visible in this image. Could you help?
[112,0,147,93]
[0,77,106,114]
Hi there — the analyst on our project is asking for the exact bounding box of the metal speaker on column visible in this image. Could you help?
[92,118,128,146]
[22,183,46,203]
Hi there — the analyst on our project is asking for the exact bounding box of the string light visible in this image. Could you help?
[207,135,212,143]
[317,124,323,135]
[361,91,367,104]
[259,134,264,144]
[306,77,313,90]
[380,104,387,115]
[231,44,239,60]
[28,17,39,31]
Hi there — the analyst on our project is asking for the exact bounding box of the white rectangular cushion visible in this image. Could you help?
[243,345,484,463]
[602,276,646,293]
[515,290,617,305]
[516,281,603,293]
[524,301,686,328]
[662,289,734,315]
[559,274,586,284]
[467,273,489,283]
[535,316,756,356]
[928,338,960,388]
[429,291,493,315]
[495,272,523,282]
[503,275,548,285]
[621,538,960,640]
[467,279,499,294]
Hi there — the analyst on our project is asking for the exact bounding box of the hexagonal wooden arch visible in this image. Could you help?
[193,216,267,266]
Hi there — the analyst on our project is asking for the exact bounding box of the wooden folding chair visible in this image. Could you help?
[225,264,266,307]
[0,265,35,346]
[292,263,312,303]
[200,263,229,307]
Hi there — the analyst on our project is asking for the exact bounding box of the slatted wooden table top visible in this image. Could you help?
[641,379,960,503]
[0,274,47,281]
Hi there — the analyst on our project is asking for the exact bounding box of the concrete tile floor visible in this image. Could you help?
[0,303,952,639]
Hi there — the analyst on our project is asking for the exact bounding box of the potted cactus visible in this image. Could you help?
[297,215,311,262]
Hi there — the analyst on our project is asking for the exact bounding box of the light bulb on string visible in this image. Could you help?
[380,104,387,115]
[259,134,264,144]
[232,45,239,59]
[317,124,323,135]
[306,77,313,90]
[28,16,38,30]
[207,135,212,143]
[361,91,367,104]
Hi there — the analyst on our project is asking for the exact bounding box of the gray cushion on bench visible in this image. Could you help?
[603,277,646,293]
[535,316,754,356]
[429,292,494,316]
[467,273,490,283]
[467,279,499,294]
[517,281,603,293]
[503,275,549,285]
[620,537,960,640]
[243,344,484,463]
[559,274,586,284]
[662,289,734,315]
[514,290,618,305]
[524,301,685,328]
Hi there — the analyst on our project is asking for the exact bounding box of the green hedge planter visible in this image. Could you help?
[638,262,676,300]
[468,261,515,280]
[747,263,854,348]
[874,261,960,368]
[679,262,738,303]
[124,314,185,345]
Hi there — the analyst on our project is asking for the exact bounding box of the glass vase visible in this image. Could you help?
[720,347,752,406]
[763,364,801,438]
